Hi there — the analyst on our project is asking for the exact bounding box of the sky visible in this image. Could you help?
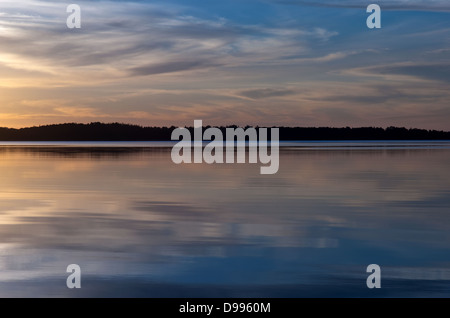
[0,0,449,129]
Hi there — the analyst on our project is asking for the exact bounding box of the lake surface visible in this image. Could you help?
[0,141,449,297]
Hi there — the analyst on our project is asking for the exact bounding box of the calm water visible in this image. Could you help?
[0,141,450,297]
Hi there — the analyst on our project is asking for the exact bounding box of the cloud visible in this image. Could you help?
[0,0,325,84]
[1,0,449,130]
[310,84,448,105]
[348,63,450,83]
[427,48,450,55]
[238,88,297,99]
[270,0,450,11]
[372,64,450,83]
[54,107,103,118]
[128,60,219,76]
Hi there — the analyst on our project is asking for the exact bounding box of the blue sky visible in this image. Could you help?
[0,0,449,129]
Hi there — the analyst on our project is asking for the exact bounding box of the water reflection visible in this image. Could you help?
[0,143,449,297]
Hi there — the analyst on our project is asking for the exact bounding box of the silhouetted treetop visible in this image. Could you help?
[0,123,448,141]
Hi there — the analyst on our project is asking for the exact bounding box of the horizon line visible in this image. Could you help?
[1,122,450,133]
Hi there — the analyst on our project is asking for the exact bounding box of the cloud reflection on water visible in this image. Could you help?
[0,144,449,296]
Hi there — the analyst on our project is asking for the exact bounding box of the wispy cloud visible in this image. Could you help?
[344,63,450,83]
[237,88,297,100]
[371,64,450,83]
[270,0,450,11]
[0,1,322,81]
[0,0,449,129]
[128,60,220,76]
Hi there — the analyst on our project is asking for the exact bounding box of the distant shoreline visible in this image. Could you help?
[0,140,449,146]
[1,122,449,141]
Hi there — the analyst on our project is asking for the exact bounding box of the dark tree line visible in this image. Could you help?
[0,122,449,141]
